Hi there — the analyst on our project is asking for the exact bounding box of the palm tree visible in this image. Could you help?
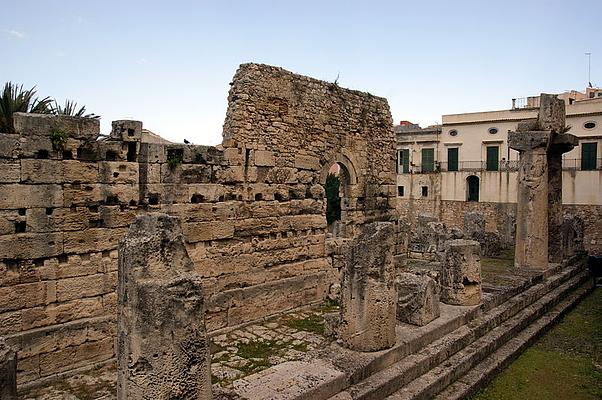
[0,82,53,133]
[52,99,100,119]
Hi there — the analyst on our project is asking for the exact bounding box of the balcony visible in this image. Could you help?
[511,96,540,110]
[439,160,519,172]
[398,159,602,174]
[562,158,602,171]
[434,159,602,172]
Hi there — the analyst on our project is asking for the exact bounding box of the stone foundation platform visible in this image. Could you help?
[226,254,592,400]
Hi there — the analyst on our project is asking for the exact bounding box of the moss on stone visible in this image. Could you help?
[284,313,325,335]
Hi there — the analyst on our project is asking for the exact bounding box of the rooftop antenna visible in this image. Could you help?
[585,52,592,87]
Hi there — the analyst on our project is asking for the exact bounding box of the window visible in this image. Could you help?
[447,147,459,171]
[584,121,596,130]
[398,186,404,197]
[421,186,428,197]
[397,149,410,173]
[449,129,458,137]
[421,148,435,172]
[486,146,499,171]
[581,142,597,170]
[467,176,479,202]
[488,127,498,135]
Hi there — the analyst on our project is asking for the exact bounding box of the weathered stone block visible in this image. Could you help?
[110,120,142,141]
[0,134,20,159]
[0,232,63,259]
[254,149,275,166]
[20,159,63,183]
[440,239,482,306]
[183,220,235,242]
[0,281,56,313]
[338,222,396,352]
[0,160,20,183]
[63,228,127,254]
[396,272,440,326]
[0,184,63,208]
[13,112,99,140]
[294,154,320,171]
[138,142,166,163]
[118,214,212,399]
[62,160,99,183]
[98,161,139,184]
[463,212,485,238]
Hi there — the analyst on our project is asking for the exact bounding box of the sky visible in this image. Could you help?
[2,0,601,145]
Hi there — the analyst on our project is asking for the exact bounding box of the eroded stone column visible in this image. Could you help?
[338,222,396,352]
[441,239,482,306]
[118,214,212,400]
[0,338,17,400]
[509,94,576,268]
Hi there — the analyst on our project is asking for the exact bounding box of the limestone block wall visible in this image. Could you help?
[0,63,397,387]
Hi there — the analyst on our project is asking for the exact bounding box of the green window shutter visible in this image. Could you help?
[421,148,434,172]
[402,149,410,173]
[447,148,459,171]
[486,146,499,171]
[581,143,597,170]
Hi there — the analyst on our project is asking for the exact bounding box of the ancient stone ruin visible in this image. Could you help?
[395,272,440,326]
[117,214,212,399]
[509,94,578,268]
[440,239,482,306]
[0,65,595,400]
[337,222,397,351]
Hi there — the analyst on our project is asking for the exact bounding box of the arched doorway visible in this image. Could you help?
[323,162,351,237]
[467,175,479,202]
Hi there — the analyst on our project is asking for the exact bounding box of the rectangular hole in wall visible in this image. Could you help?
[127,142,137,162]
[398,186,404,197]
[421,186,428,197]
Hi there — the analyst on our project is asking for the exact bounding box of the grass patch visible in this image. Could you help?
[471,289,602,400]
[236,339,285,359]
[284,313,325,335]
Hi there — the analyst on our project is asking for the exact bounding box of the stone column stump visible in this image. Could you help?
[117,214,212,400]
[396,273,440,326]
[338,222,397,352]
[0,338,17,400]
[441,239,482,306]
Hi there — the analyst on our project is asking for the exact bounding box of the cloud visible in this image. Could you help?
[137,58,149,65]
[7,29,25,39]
[55,50,66,57]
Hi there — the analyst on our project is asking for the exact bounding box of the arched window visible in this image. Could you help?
[467,175,479,202]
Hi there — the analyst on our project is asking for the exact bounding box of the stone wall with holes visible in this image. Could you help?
[397,198,602,254]
[0,63,397,387]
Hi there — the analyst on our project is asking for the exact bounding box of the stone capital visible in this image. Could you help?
[507,131,551,152]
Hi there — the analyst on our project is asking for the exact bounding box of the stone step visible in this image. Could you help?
[332,263,588,400]
[384,271,592,400]
[432,280,594,400]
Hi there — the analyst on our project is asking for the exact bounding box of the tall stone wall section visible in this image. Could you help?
[0,63,396,387]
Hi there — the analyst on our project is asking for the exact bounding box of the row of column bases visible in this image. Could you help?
[0,94,575,399]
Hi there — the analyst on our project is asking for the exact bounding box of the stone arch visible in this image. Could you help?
[319,151,358,185]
